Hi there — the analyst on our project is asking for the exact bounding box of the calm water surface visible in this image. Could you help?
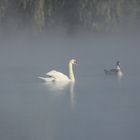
[0,34,140,140]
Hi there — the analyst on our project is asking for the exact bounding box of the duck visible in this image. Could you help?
[38,59,77,83]
[104,61,123,76]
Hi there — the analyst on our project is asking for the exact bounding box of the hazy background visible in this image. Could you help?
[0,32,140,140]
[0,0,140,140]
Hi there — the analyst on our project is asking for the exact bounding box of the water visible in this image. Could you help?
[0,33,140,140]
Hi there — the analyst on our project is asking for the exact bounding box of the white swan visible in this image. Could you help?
[38,59,77,83]
[104,61,123,77]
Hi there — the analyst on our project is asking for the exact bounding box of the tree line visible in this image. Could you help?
[0,0,140,32]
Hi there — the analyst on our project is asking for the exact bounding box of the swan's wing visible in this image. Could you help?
[38,76,55,82]
[46,70,70,81]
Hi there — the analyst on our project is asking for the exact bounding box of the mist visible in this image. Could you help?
[0,0,140,140]
[0,29,140,140]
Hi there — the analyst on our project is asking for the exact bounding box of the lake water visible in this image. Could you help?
[0,33,140,140]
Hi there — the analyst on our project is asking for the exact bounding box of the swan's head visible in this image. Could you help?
[70,59,77,65]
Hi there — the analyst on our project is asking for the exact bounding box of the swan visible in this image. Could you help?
[104,61,123,76]
[38,59,77,82]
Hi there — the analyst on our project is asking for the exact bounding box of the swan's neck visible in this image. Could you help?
[69,62,75,82]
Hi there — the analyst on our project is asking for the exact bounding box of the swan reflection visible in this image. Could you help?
[43,81,76,108]
[69,82,76,108]
[45,81,70,91]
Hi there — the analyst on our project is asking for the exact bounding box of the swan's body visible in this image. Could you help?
[38,59,77,83]
[104,61,123,77]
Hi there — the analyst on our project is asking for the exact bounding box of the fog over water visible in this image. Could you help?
[0,31,140,140]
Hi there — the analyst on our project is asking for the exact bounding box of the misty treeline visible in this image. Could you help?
[0,0,140,33]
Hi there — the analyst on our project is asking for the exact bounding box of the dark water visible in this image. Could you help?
[0,34,140,140]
